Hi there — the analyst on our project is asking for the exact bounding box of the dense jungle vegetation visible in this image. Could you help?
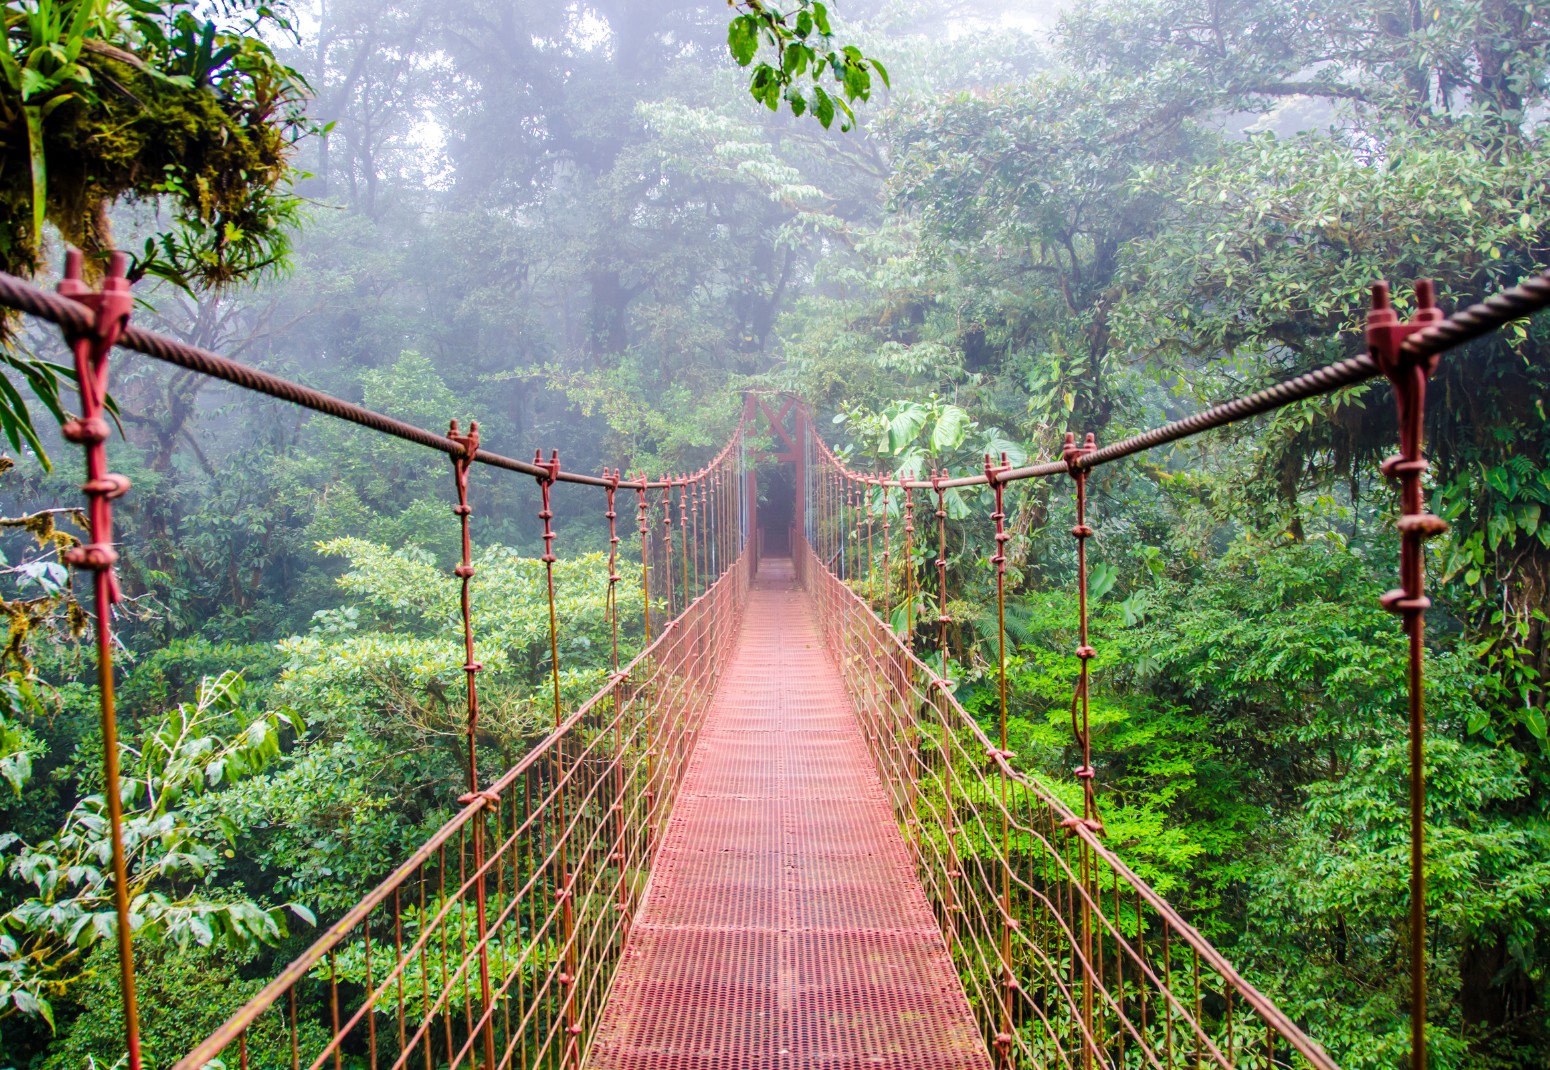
[2,0,1548,1067]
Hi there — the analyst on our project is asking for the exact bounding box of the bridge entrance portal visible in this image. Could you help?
[742,392,807,566]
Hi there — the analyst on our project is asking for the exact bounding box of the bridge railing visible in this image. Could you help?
[7,250,1550,1070]
[0,258,758,1070]
[796,534,1335,1070]
[790,267,1550,1070]
[174,547,751,1070]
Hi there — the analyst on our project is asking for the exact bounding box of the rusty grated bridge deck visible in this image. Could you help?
[587,559,989,1070]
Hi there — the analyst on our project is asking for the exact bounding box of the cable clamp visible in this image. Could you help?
[81,474,131,500]
[1380,590,1432,615]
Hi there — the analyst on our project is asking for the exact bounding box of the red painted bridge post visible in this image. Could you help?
[986,452,1018,1067]
[1368,280,1448,1070]
[1062,431,1103,1070]
[447,419,497,1070]
[58,250,139,1070]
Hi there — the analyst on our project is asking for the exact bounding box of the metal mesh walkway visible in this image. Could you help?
[587,559,990,1070]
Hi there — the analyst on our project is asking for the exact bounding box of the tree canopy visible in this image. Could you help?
[2,1,1548,1066]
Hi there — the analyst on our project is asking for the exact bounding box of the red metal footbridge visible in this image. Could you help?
[4,256,1549,1070]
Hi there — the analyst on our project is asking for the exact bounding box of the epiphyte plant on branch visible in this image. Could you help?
[0,0,310,470]
[0,0,312,289]
[725,0,888,130]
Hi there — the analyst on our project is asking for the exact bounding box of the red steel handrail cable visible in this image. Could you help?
[0,268,747,491]
[5,262,1546,495]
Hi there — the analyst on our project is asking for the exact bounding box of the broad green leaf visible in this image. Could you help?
[23,105,46,248]
[931,405,970,452]
[887,403,929,454]
[727,15,760,67]
[812,85,835,128]
[1089,561,1119,601]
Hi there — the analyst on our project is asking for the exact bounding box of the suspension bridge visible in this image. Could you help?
[4,255,1549,1070]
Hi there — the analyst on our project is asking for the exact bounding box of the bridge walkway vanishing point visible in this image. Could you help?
[587,559,990,1069]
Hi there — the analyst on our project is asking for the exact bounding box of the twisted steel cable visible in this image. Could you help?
[850,270,1550,489]
[1068,353,1380,472]
[0,271,680,488]
[5,265,1549,489]
[1401,270,1550,358]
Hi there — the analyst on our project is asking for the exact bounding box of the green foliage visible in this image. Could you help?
[325,897,559,1022]
[0,672,309,1033]
[0,490,90,807]
[1243,729,1550,1070]
[0,0,312,477]
[208,539,644,914]
[0,351,79,472]
[0,694,41,796]
[42,942,327,1070]
[726,1,888,130]
[286,538,643,740]
[834,394,1027,481]
[999,589,1258,913]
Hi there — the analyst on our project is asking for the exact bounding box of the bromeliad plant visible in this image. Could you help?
[0,0,311,287]
[1,0,311,471]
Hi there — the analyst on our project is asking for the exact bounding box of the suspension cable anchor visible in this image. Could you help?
[59,250,133,599]
[1367,279,1450,605]
[1062,431,1096,476]
[81,474,132,499]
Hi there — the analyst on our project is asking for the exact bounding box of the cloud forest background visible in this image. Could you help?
[2,1,1549,1067]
